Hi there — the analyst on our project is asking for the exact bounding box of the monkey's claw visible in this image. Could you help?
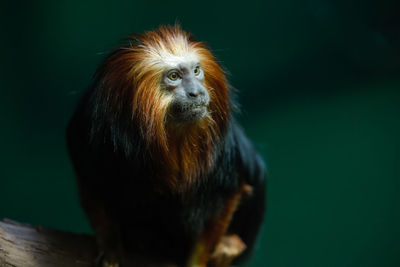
[209,234,246,267]
[95,250,121,267]
[102,260,120,267]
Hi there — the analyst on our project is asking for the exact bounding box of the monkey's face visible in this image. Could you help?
[163,58,210,123]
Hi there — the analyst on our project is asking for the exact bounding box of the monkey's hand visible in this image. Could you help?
[93,225,124,267]
[208,234,246,267]
[95,250,121,267]
[101,260,120,267]
[103,262,119,267]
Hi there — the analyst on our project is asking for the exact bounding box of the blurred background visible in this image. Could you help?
[1,0,399,266]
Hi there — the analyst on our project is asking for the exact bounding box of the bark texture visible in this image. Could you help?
[0,219,96,267]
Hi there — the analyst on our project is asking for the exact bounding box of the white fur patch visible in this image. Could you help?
[161,53,199,68]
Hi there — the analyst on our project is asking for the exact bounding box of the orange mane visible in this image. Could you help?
[93,25,230,193]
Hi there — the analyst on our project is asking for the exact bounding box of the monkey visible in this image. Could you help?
[66,25,266,267]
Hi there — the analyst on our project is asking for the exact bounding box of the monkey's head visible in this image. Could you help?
[163,54,210,123]
[90,25,229,161]
[127,25,229,129]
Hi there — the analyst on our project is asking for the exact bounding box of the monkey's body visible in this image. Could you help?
[66,26,265,267]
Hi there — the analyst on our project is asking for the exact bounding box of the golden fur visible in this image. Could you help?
[98,25,230,193]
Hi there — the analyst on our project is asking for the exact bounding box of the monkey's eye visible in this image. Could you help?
[168,72,180,81]
[194,66,201,76]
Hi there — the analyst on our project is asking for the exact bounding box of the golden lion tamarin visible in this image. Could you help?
[66,25,266,267]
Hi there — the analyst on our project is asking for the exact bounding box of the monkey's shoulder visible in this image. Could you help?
[224,120,266,187]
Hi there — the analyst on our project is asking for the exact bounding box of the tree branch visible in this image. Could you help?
[0,219,96,267]
[0,219,182,267]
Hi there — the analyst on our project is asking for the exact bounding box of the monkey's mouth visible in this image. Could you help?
[171,103,209,122]
[183,103,208,121]
[191,104,207,113]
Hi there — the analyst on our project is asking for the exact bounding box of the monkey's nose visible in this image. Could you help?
[187,91,199,98]
[186,87,205,99]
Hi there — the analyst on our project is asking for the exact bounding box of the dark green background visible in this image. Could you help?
[1,0,400,266]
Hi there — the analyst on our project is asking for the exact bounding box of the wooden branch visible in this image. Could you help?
[0,219,181,267]
[0,219,96,267]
